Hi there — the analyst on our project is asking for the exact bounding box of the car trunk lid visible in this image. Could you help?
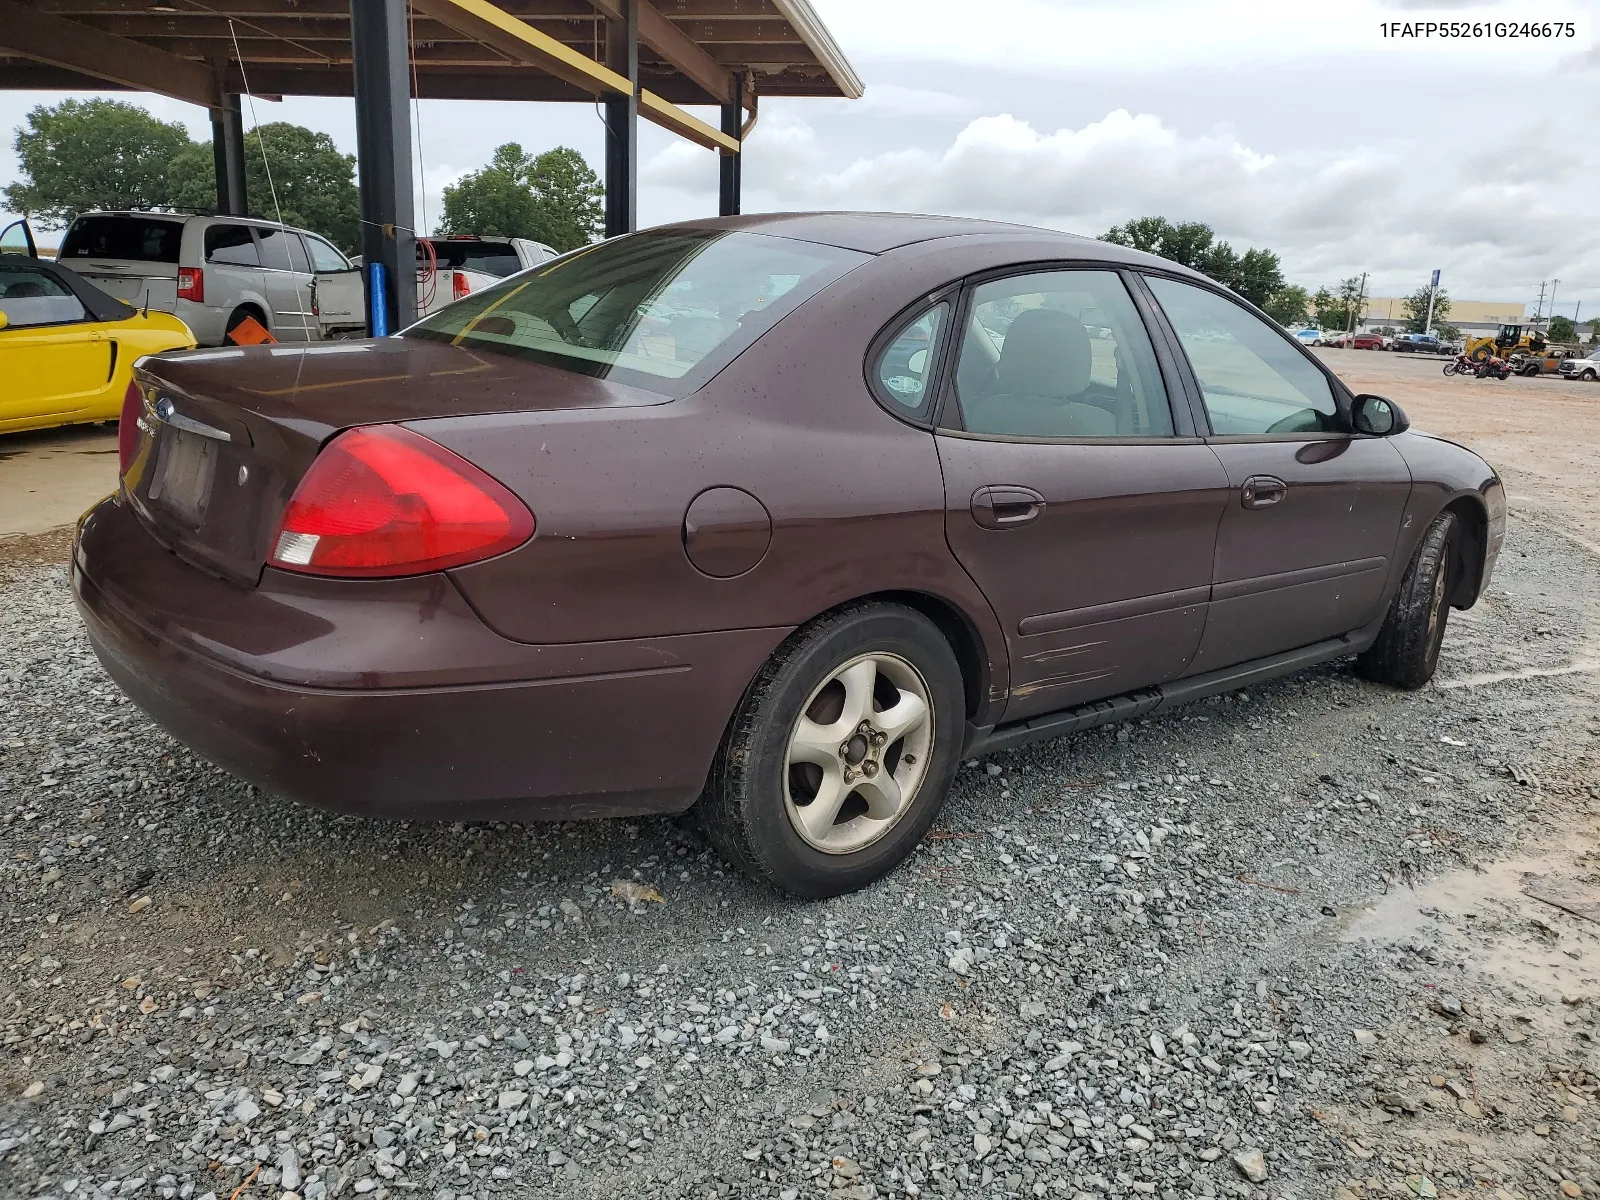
[122,337,668,586]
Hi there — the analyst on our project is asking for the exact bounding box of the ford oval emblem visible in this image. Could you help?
[154,396,175,422]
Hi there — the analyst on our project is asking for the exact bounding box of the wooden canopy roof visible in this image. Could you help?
[0,0,861,149]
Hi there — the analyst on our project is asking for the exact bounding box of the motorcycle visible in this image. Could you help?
[1444,352,1511,380]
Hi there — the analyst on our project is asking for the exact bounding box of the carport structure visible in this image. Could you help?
[0,0,861,331]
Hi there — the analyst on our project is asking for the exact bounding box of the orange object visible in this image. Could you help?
[227,316,276,346]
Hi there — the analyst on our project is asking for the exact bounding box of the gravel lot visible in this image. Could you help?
[2,354,1598,1200]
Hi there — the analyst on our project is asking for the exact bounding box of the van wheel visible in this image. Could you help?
[1355,512,1457,690]
[225,306,266,342]
[698,603,965,898]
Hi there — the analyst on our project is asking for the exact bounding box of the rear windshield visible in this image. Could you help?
[403,231,868,397]
[60,216,183,264]
[427,240,522,278]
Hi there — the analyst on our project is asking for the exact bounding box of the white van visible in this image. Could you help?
[55,211,358,347]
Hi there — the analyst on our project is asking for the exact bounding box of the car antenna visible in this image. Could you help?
[142,287,150,317]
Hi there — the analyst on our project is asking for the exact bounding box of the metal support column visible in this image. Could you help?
[604,0,638,238]
[210,93,248,217]
[350,0,417,335]
[717,94,741,217]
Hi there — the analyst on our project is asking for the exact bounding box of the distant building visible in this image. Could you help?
[1358,297,1526,336]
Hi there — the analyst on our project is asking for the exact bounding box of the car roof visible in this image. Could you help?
[654,211,1124,256]
[71,211,314,234]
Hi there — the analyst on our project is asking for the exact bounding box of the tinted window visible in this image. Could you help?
[205,224,260,267]
[0,266,87,327]
[404,231,868,398]
[954,269,1174,438]
[874,303,948,412]
[59,216,182,263]
[306,235,349,272]
[285,234,311,274]
[1146,276,1338,436]
[255,227,293,271]
[429,241,522,277]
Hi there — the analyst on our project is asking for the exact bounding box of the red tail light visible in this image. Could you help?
[268,425,534,578]
[117,381,142,474]
[452,270,470,301]
[177,267,204,303]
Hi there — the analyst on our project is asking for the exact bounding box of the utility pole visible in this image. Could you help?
[1349,272,1367,335]
[1547,279,1559,333]
[1424,268,1440,336]
[1532,281,1547,327]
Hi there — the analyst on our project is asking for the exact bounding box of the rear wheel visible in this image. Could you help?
[698,603,964,898]
[1355,512,1457,690]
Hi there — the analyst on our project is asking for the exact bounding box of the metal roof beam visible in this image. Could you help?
[409,0,631,95]
[0,0,218,107]
[588,0,736,104]
[639,88,737,152]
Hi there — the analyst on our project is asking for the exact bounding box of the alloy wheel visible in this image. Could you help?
[783,652,935,854]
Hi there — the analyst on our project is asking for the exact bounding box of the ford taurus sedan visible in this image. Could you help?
[74,213,1506,898]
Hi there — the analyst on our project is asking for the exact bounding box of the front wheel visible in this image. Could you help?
[1355,511,1457,690]
[1443,362,1459,376]
[1582,369,1598,383]
[697,604,965,898]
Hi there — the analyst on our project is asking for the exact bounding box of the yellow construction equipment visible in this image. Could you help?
[1464,323,1546,362]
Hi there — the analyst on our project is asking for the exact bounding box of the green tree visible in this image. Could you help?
[169,122,360,252]
[1102,216,1283,305]
[1547,315,1576,343]
[1400,282,1452,334]
[3,98,191,226]
[1588,318,1600,344]
[438,143,602,251]
[1313,277,1365,331]
[1233,247,1285,309]
[1263,284,1310,328]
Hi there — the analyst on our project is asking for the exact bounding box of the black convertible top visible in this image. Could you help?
[2,257,135,323]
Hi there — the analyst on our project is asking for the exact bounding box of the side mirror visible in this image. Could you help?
[1351,393,1408,436]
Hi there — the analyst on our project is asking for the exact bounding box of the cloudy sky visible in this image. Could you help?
[2,0,1596,314]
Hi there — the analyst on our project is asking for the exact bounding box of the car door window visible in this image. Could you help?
[205,224,260,267]
[872,302,949,414]
[305,235,349,272]
[255,227,293,272]
[0,267,88,328]
[285,234,312,275]
[953,269,1173,438]
[1146,276,1338,436]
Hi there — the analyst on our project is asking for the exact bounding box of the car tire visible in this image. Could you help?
[698,603,965,898]
[1355,511,1458,691]
[1583,369,1597,382]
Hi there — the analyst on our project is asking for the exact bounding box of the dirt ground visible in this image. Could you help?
[1320,348,1600,550]
[0,423,118,540]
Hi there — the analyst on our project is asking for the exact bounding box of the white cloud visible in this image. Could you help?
[831,84,978,119]
[646,104,1600,301]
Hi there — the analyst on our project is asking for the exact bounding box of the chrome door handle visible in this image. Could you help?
[1240,475,1287,509]
[971,485,1046,529]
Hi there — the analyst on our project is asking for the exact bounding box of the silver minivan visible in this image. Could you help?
[55,211,356,347]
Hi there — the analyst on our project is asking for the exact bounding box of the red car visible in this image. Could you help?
[1351,331,1385,350]
[74,214,1506,897]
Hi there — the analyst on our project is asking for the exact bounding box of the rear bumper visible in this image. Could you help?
[73,498,787,820]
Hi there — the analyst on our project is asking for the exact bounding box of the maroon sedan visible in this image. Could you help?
[75,214,1505,897]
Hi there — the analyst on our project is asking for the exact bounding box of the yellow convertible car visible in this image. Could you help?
[2,219,195,435]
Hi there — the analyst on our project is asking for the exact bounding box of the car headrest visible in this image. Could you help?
[994,308,1092,399]
[3,281,48,298]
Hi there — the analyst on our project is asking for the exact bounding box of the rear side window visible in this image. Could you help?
[0,266,86,327]
[206,225,259,267]
[256,227,293,271]
[60,216,182,263]
[405,231,868,398]
[873,303,948,414]
[285,235,311,274]
[1146,276,1338,436]
[954,269,1174,439]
